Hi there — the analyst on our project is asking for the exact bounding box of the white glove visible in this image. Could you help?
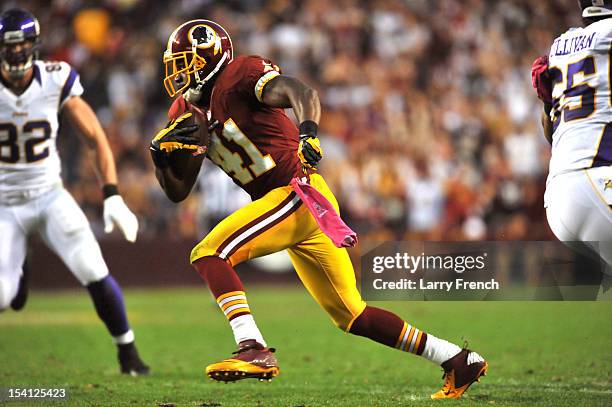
[103,195,139,243]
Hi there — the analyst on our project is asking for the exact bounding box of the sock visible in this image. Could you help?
[421,334,462,365]
[86,275,130,337]
[229,314,267,347]
[350,306,460,364]
[113,329,135,345]
[193,256,267,346]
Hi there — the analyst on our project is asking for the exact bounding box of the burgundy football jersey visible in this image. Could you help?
[206,55,302,200]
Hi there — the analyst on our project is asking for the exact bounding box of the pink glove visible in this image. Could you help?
[531,55,552,104]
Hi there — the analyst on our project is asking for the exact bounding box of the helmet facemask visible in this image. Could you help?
[1,37,39,80]
[163,49,207,98]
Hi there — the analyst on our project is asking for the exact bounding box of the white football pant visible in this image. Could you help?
[0,185,108,309]
[545,166,612,269]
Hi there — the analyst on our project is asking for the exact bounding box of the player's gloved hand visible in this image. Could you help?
[102,185,139,243]
[151,112,200,153]
[531,55,552,104]
[297,120,323,170]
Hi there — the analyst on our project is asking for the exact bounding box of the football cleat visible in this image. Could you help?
[431,348,488,399]
[118,343,150,376]
[206,340,280,382]
[10,260,29,311]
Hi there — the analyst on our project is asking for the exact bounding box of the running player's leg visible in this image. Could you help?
[0,205,27,310]
[191,185,313,380]
[39,188,148,375]
[287,234,461,359]
[287,230,487,399]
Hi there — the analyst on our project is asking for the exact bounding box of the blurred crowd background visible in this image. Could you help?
[11,0,581,243]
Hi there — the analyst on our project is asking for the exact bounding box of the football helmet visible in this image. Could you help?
[579,0,612,19]
[163,19,233,102]
[0,8,40,79]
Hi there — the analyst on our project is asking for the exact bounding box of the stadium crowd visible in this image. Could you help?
[14,0,581,242]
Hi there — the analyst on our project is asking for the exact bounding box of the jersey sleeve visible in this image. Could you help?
[53,61,84,109]
[236,56,282,103]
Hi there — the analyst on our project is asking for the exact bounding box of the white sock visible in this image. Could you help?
[421,334,461,365]
[113,329,135,345]
[229,314,267,347]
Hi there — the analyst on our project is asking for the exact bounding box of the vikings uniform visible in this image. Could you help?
[544,18,612,265]
[0,60,108,307]
[190,56,366,330]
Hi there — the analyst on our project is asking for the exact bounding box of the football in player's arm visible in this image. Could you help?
[0,8,148,375]
[151,74,322,203]
[150,20,487,399]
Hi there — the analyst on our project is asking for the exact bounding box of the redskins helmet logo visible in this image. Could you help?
[188,24,220,54]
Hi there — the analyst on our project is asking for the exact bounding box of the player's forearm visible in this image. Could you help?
[154,167,192,203]
[290,86,321,124]
[541,104,553,145]
[88,136,118,185]
[64,96,118,185]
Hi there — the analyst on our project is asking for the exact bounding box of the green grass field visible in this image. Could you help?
[1,287,611,406]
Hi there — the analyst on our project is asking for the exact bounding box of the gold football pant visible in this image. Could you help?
[190,174,366,331]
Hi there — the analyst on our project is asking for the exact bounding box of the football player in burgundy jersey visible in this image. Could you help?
[150,20,487,398]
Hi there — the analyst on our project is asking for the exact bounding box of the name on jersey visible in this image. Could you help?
[550,32,597,56]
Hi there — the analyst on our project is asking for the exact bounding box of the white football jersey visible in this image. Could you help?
[0,60,83,192]
[547,18,612,183]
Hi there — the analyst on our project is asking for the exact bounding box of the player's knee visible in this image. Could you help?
[191,255,229,283]
[325,301,367,332]
[190,239,218,264]
[69,243,109,285]
[330,316,351,332]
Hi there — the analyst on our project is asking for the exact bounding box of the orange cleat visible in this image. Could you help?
[431,348,488,399]
[205,340,280,382]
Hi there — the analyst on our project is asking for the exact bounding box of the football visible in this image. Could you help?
[165,97,210,179]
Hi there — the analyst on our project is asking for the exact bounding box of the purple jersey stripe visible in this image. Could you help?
[592,123,612,168]
[33,64,41,85]
[59,68,78,106]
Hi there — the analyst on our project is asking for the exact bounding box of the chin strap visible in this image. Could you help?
[184,51,230,103]
[183,82,204,103]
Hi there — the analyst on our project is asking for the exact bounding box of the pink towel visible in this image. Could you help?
[290,177,357,248]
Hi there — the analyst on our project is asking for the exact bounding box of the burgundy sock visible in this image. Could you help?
[350,305,427,355]
[193,256,251,321]
[193,256,244,298]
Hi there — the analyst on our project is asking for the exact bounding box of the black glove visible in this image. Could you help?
[297,120,323,170]
[150,112,200,168]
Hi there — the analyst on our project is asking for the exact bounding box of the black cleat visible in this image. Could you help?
[10,260,29,311]
[118,342,150,376]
